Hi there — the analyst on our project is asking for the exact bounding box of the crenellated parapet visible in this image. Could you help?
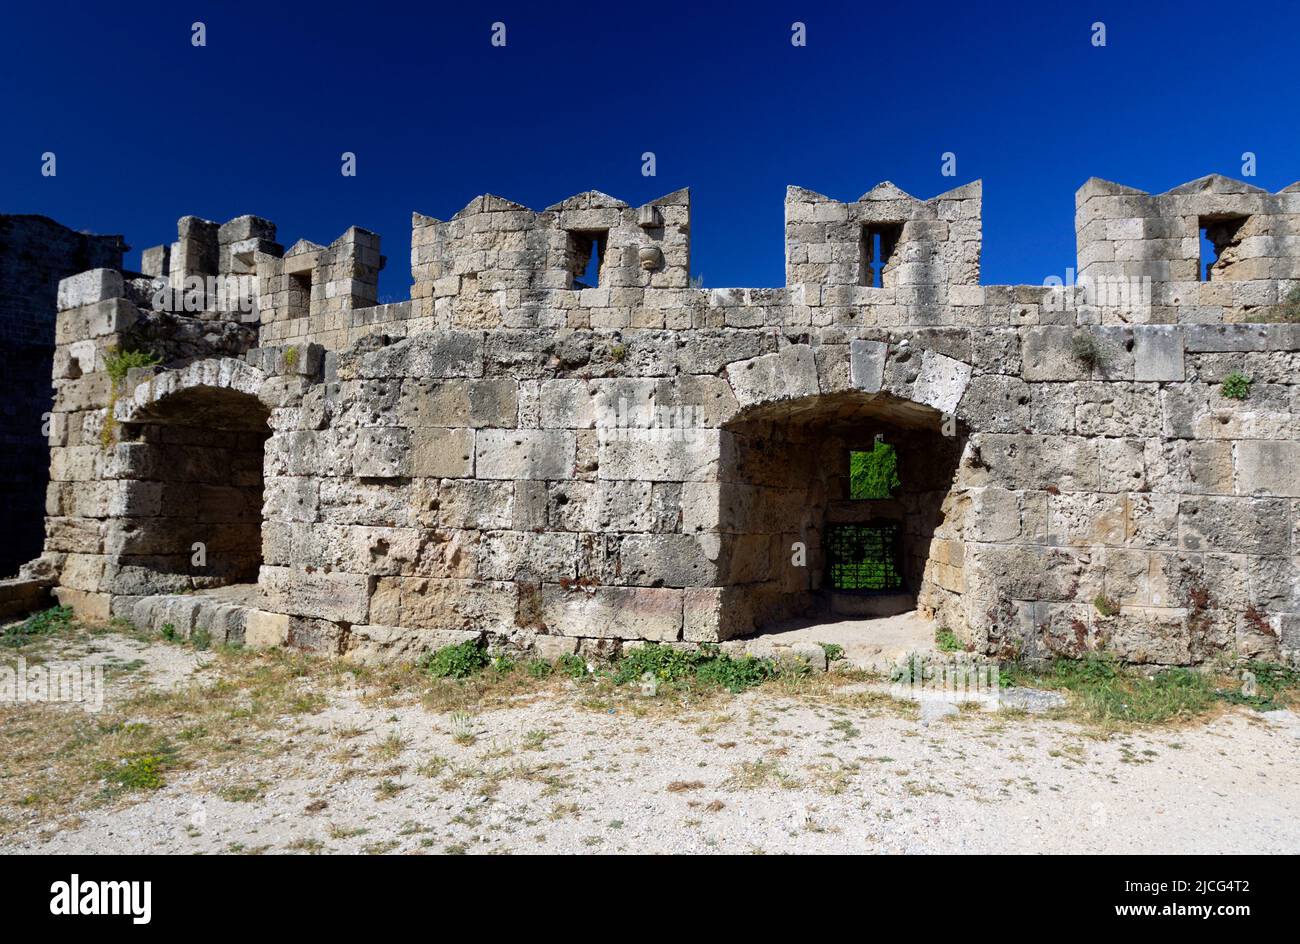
[784,180,982,298]
[409,188,691,329]
[255,227,385,348]
[1076,174,1300,322]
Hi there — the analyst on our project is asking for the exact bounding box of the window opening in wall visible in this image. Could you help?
[288,270,312,300]
[860,223,902,287]
[826,522,904,591]
[849,440,900,499]
[1198,215,1248,281]
[569,229,608,288]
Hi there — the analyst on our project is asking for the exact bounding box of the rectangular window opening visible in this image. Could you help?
[287,270,313,315]
[849,442,900,500]
[860,223,903,287]
[1198,215,1247,282]
[569,229,608,289]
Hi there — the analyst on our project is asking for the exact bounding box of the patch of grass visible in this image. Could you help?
[1217,661,1300,711]
[421,640,490,679]
[370,731,407,760]
[666,779,705,792]
[448,711,476,745]
[725,758,800,790]
[0,643,360,818]
[101,347,161,448]
[525,659,553,678]
[219,782,265,802]
[100,750,171,792]
[1221,371,1251,400]
[1005,656,1220,725]
[416,755,449,778]
[613,643,778,694]
[522,729,550,750]
[1,605,74,647]
[104,347,161,386]
[556,653,587,679]
[1092,594,1120,617]
[935,627,963,652]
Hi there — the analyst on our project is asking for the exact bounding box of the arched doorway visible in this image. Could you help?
[109,358,270,596]
[714,389,968,647]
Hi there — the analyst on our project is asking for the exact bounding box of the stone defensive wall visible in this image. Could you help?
[14,173,1299,666]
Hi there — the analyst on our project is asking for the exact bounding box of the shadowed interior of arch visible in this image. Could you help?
[113,384,270,594]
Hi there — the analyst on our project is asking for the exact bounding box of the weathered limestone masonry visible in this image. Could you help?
[0,216,125,617]
[17,174,1300,667]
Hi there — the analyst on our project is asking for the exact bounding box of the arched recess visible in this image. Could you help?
[109,358,270,595]
[711,388,969,638]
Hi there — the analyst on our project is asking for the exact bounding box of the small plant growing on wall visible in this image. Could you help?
[1266,284,1300,323]
[100,347,161,448]
[1070,329,1105,372]
[850,440,900,499]
[104,347,161,387]
[1092,593,1120,617]
[1221,371,1251,400]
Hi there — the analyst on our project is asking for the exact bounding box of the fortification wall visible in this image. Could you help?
[0,215,125,579]
[23,175,1300,667]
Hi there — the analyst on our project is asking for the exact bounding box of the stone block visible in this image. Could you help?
[542,585,683,640]
[1133,326,1185,381]
[394,577,515,632]
[849,339,888,392]
[411,428,474,478]
[57,269,124,310]
[245,609,289,648]
[1235,441,1300,497]
[260,565,372,623]
[354,427,410,478]
[475,429,575,480]
[1021,326,1089,381]
[913,350,972,414]
[598,429,733,482]
[726,346,819,407]
[616,533,720,587]
[1178,497,1290,554]
[53,587,111,621]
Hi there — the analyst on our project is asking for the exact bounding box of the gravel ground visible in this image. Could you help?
[3,631,1299,855]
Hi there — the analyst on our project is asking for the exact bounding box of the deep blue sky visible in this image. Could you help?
[3,1,1297,299]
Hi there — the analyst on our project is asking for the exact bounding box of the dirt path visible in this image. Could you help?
[3,631,1298,855]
